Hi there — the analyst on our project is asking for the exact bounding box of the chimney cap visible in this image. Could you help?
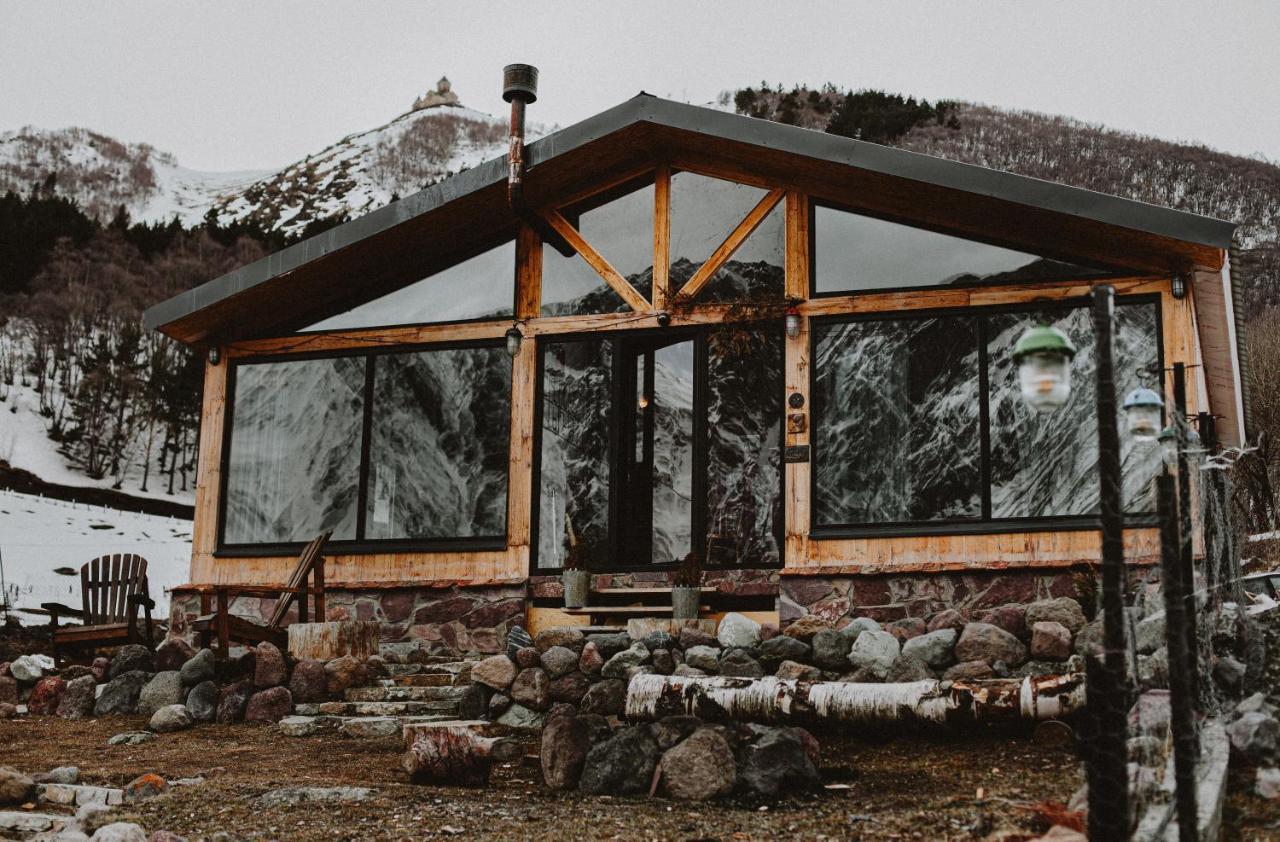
[502,64,538,103]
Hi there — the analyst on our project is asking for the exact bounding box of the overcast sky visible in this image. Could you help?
[2,0,1278,172]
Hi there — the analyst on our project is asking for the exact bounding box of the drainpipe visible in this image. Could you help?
[502,63,574,256]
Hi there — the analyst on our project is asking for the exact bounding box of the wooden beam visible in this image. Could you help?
[540,207,651,312]
[675,188,785,302]
[785,191,810,300]
[515,223,542,319]
[652,165,671,311]
[784,190,811,567]
[190,357,227,579]
[506,331,537,551]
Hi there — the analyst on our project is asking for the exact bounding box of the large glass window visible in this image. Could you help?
[670,172,769,296]
[224,358,366,544]
[542,182,654,315]
[222,343,511,549]
[305,240,515,331]
[813,204,1114,293]
[812,299,1161,530]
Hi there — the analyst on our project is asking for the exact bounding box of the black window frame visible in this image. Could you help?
[808,294,1164,540]
[215,338,513,558]
[808,198,1131,299]
[531,323,787,573]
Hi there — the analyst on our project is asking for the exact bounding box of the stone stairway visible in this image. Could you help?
[0,782,125,840]
[284,660,486,739]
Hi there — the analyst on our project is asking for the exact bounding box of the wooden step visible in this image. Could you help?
[561,605,712,616]
[590,587,716,595]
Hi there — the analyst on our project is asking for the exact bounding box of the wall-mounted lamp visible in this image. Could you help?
[208,346,222,366]
[505,325,523,358]
[1171,273,1187,300]
[655,311,671,328]
[784,304,802,339]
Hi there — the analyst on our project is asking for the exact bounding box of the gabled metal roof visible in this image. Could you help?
[144,94,1237,342]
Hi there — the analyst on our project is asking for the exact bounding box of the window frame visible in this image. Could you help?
[807,294,1164,540]
[808,198,1130,299]
[215,338,513,557]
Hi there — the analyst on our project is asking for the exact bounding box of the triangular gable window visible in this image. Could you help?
[813,205,1114,293]
[669,172,769,297]
[542,181,653,315]
[305,240,514,331]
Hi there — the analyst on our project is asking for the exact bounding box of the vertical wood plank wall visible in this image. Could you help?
[185,178,1213,586]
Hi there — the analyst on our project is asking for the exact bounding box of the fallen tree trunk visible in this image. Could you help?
[401,720,522,786]
[625,674,1085,727]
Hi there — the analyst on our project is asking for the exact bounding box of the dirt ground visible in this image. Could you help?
[1,716,1083,841]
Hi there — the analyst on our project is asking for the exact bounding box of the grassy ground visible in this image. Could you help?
[2,716,1083,841]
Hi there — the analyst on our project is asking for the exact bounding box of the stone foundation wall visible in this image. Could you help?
[168,585,526,657]
[528,568,781,600]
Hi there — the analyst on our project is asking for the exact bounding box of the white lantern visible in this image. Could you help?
[505,325,523,358]
[1158,426,1179,468]
[1123,388,1164,441]
[1012,325,1077,412]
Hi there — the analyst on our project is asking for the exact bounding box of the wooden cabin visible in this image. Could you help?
[145,94,1245,654]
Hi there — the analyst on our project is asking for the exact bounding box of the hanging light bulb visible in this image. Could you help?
[1158,425,1179,468]
[785,304,802,339]
[505,325,523,358]
[637,394,650,410]
[1122,388,1164,441]
[1012,324,1077,412]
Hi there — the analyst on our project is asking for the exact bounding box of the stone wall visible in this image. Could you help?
[169,585,526,658]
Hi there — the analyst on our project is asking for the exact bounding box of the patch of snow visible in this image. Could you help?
[0,489,191,623]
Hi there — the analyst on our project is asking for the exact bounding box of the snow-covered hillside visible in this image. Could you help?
[0,489,191,624]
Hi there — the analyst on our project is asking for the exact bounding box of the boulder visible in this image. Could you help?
[253,642,288,688]
[90,823,148,842]
[179,649,216,686]
[673,664,706,677]
[587,632,630,660]
[580,679,627,716]
[60,664,94,681]
[56,675,97,720]
[8,655,45,683]
[510,668,551,711]
[660,728,736,800]
[91,657,111,682]
[678,626,716,649]
[651,648,675,675]
[901,628,957,669]
[106,731,155,746]
[717,613,762,649]
[472,654,518,691]
[123,773,167,802]
[759,635,810,669]
[1236,693,1279,720]
[956,623,1027,667]
[578,641,605,675]
[109,645,154,679]
[1134,612,1166,655]
[515,647,542,669]
[1257,767,1280,800]
[186,680,219,723]
[579,726,661,795]
[944,660,994,680]
[781,614,830,643]
[149,704,193,733]
[505,625,535,659]
[28,676,67,715]
[153,637,196,673]
[287,659,328,703]
[1030,622,1073,661]
[0,766,34,805]
[95,670,152,716]
[1129,690,1172,739]
[642,630,677,651]
[651,715,702,750]
[719,649,764,678]
[1025,598,1086,635]
[926,609,966,633]
[488,693,511,718]
[839,617,882,642]
[976,604,1027,639]
[0,677,14,705]
[847,630,899,680]
[541,713,611,790]
[1228,712,1280,763]
[215,680,254,724]
[34,766,79,785]
[279,715,320,737]
[775,660,822,681]
[495,703,545,729]
[683,645,721,673]
[549,672,591,704]
[885,617,927,643]
[1075,618,1105,658]
[540,646,579,679]
[137,671,184,717]
[601,643,650,679]
[534,627,585,653]
[323,656,368,697]
[1215,656,1247,694]
[810,628,854,670]
[886,654,934,682]
[245,686,293,724]
[736,727,821,797]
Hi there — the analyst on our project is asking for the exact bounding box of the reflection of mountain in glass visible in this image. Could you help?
[225,358,365,543]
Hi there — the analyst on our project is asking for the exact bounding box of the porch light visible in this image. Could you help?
[1012,324,1076,412]
[1158,426,1179,468]
[784,304,802,340]
[505,325,523,358]
[1171,273,1187,300]
[1122,387,1164,441]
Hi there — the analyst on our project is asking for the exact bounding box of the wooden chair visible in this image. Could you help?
[42,553,156,667]
[191,531,330,655]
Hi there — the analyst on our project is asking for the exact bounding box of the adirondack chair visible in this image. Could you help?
[191,531,330,655]
[41,553,156,668]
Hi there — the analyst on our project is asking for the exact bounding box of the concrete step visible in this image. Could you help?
[279,713,458,739]
[0,810,71,839]
[344,685,471,703]
[314,700,462,717]
[376,673,454,688]
[36,782,124,807]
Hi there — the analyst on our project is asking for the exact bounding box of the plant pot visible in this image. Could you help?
[672,586,701,620]
[562,570,591,609]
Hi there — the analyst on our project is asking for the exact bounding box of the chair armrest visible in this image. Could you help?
[129,593,156,610]
[211,585,302,599]
[40,602,86,620]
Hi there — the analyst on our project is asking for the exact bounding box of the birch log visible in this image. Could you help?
[287,621,380,661]
[625,674,1085,726]
[401,721,522,786]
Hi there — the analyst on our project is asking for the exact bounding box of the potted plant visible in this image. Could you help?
[561,520,592,609]
[672,549,704,620]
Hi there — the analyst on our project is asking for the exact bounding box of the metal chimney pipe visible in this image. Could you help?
[503,64,538,209]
